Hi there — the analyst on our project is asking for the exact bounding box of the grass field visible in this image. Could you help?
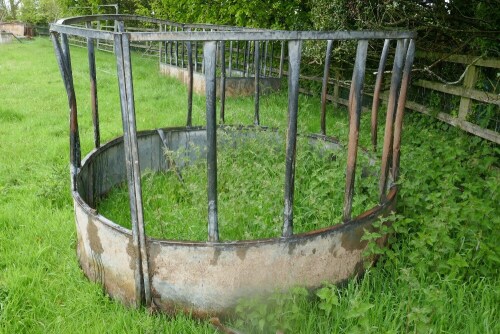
[0,38,499,333]
[98,130,380,241]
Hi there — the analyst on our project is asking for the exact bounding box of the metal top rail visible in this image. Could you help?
[51,14,416,42]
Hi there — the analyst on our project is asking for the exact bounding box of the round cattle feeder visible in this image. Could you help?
[50,15,416,316]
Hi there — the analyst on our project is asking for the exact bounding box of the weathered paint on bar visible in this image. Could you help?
[253,41,260,125]
[186,39,194,127]
[51,32,80,190]
[378,40,407,203]
[321,40,333,135]
[113,33,144,307]
[204,41,219,242]
[371,39,390,152]
[343,40,368,221]
[86,21,100,149]
[282,40,302,237]
[220,41,226,124]
[392,40,416,182]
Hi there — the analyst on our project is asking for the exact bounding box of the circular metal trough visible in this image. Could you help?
[50,14,416,316]
[74,126,396,315]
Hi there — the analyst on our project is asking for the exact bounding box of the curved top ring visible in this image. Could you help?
[50,14,416,42]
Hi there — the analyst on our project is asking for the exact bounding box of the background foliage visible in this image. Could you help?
[3,0,499,58]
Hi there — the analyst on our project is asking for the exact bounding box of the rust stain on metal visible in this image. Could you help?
[353,260,365,277]
[235,247,247,261]
[126,235,137,270]
[87,218,103,254]
[99,264,137,306]
[210,247,222,265]
[148,242,161,262]
[329,243,336,254]
[340,225,368,251]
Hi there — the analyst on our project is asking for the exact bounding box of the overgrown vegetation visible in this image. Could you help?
[0,38,498,333]
[5,1,499,57]
[98,129,378,241]
[232,113,499,333]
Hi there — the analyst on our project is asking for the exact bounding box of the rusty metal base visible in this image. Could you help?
[74,126,396,315]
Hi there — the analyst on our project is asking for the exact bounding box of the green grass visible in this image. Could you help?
[98,129,379,241]
[0,38,498,333]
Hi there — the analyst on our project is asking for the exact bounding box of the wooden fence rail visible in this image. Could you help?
[312,52,500,144]
[403,53,499,144]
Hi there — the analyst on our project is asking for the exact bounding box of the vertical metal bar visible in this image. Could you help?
[220,41,226,124]
[244,41,250,77]
[282,40,302,238]
[123,36,151,306]
[168,25,172,65]
[96,20,100,50]
[248,41,253,76]
[342,40,369,222]
[263,41,268,76]
[279,41,285,78]
[379,39,406,203]
[175,40,178,66]
[168,40,172,65]
[392,39,415,183]
[371,39,390,152]
[254,41,260,125]
[86,21,100,148]
[181,30,185,69]
[175,27,178,67]
[114,33,143,308]
[235,41,240,73]
[186,37,194,127]
[50,32,80,191]
[201,29,205,74]
[269,41,274,77]
[194,41,198,72]
[204,41,219,242]
[116,20,124,33]
[158,24,163,64]
[320,40,333,135]
[114,33,151,306]
[228,40,233,77]
[164,29,168,63]
[60,33,74,87]
[61,32,81,176]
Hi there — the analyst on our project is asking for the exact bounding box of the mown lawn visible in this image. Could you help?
[0,38,498,333]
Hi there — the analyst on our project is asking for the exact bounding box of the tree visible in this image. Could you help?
[307,0,499,56]
[146,0,310,30]
[1,0,22,21]
[18,0,67,23]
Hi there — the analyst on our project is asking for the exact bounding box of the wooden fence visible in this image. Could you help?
[312,52,499,144]
[407,53,499,144]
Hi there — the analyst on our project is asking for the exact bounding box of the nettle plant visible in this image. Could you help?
[98,127,379,241]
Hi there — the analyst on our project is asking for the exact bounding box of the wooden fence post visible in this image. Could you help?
[333,71,341,109]
[458,65,478,121]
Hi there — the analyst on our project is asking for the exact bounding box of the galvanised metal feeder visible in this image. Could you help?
[50,14,415,316]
